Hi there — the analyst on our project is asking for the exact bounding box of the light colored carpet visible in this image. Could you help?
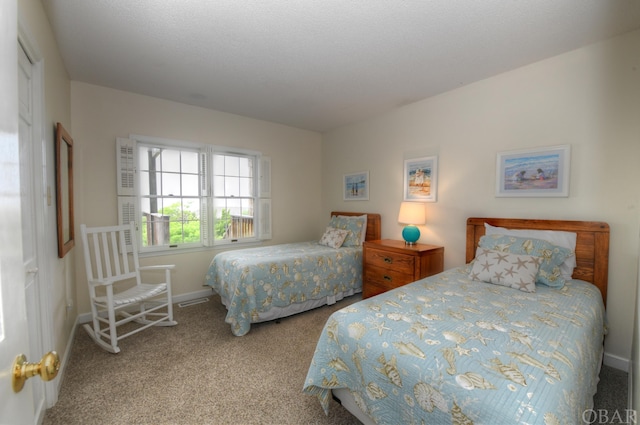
[43,294,362,425]
[44,294,628,425]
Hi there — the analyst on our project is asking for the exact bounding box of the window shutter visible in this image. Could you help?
[200,150,211,246]
[259,198,272,240]
[116,137,136,196]
[258,156,271,240]
[117,196,138,252]
[116,137,137,251]
[259,156,271,198]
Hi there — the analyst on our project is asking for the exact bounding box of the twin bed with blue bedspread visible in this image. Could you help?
[304,217,610,424]
[204,212,381,336]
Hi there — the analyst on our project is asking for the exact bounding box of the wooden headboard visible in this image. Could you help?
[466,217,610,305]
[331,211,382,242]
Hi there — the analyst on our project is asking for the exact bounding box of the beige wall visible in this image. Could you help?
[70,82,323,314]
[322,30,640,369]
[18,0,75,360]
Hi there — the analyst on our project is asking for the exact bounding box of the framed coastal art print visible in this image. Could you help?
[404,156,437,202]
[496,144,570,197]
[343,171,369,201]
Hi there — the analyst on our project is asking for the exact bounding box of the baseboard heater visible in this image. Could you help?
[178,298,209,308]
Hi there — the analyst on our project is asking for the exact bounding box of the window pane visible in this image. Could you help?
[213,199,230,240]
[140,171,151,196]
[140,170,162,197]
[226,197,241,216]
[239,177,252,197]
[225,155,239,176]
[213,175,225,196]
[138,147,149,170]
[140,198,151,215]
[161,172,181,196]
[225,176,240,197]
[139,146,161,172]
[181,174,199,197]
[182,151,199,173]
[241,199,254,216]
[183,199,200,220]
[213,154,225,174]
[140,198,201,246]
[213,199,254,240]
[162,149,181,173]
[239,157,252,177]
[142,212,170,246]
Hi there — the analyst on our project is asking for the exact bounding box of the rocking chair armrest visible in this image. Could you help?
[138,265,176,271]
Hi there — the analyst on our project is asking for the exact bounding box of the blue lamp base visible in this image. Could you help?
[402,225,420,245]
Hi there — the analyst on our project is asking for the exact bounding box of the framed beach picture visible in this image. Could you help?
[343,171,369,201]
[496,145,570,197]
[404,156,437,202]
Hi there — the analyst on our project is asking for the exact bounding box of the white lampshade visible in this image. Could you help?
[398,202,426,225]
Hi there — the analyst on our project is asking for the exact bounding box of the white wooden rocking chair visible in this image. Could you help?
[80,222,177,353]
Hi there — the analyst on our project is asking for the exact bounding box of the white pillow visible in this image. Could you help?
[484,223,577,280]
[469,247,540,293]
[318,227,349,249]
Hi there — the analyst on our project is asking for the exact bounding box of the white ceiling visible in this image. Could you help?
[42,0,640,133]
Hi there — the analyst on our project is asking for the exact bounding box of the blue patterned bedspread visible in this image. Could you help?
[204,242,363,336]
[303,266,606,424]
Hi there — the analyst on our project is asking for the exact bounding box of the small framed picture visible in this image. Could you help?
[343,171,369,201]
[496,145,570,197]
[404,156,437,202]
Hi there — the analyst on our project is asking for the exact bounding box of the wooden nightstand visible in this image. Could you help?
[362,239,444,299]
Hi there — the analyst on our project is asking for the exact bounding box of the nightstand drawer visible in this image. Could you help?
[365,248,415,275]
[364,264,413,287]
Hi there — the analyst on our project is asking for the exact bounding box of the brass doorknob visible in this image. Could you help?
[12,351,60,393]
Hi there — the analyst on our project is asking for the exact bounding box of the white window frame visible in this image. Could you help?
[116,135,271,253]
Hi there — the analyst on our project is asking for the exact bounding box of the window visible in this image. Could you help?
[138,145,202,248]
[117,136,271,252]
[212,152,256,242]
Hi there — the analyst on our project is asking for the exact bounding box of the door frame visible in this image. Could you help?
[18,17,58,409]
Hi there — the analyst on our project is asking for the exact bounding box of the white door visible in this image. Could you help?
[18,39,48,422]
[0,1,35,423]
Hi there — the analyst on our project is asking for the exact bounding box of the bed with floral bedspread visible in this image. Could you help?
[205,241,364,336]
[204,212,381,336]
[304,217,611,425]
[303,265,606,424]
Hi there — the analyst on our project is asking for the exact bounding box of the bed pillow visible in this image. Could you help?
[329,215,367,246]
[337,214,368,244]
[469,247,540,293]
[318,227,349,249]
[478,234,574,288]
[484,223,577,280]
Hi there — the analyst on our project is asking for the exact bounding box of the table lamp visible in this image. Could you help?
[398,202,425,245]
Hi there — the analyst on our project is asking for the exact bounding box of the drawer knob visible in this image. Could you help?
[383,275,392,281]
[384,257,392,264]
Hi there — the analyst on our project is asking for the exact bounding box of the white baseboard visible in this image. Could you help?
[604,351,630,372]
[49,315,80,405]
[629,362,634,412]
[76,287,215,324]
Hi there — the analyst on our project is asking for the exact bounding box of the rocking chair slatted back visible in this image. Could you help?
[83,224,137,283]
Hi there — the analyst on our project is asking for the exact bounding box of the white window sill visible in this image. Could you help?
[137,240,265,259]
